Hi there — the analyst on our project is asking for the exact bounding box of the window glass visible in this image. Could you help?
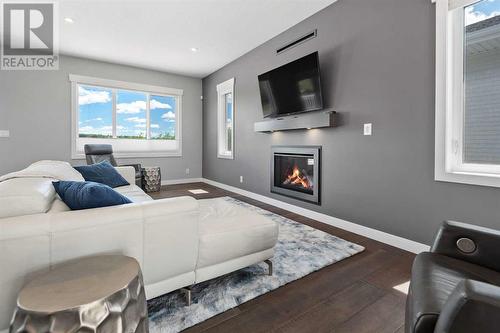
[464,0,500,164]
[116,90,147,139]
[78,85,112,138]
[150,95,176,140]
[225,93,233,151]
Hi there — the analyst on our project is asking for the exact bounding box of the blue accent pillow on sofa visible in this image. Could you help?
[53,181,132,210]
[74,161,129,188]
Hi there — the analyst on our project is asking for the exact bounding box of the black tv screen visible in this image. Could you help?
[258,52,323,118]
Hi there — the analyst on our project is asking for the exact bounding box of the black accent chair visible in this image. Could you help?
[406,221,500,333]
[84,144,142,187]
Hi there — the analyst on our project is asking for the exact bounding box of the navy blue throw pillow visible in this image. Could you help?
[74,161,129,188]
[53,181,132,210]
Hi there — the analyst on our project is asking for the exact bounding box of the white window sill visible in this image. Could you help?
[72,151,182,159]
[435,170,500,188]
[72,137,181,159]
[217,153,234,160]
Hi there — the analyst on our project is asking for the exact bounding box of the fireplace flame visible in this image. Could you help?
[283,164,311,189]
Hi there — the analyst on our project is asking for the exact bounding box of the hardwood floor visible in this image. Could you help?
[150,183,414,333]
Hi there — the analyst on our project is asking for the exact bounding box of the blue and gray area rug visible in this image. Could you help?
[147,197,364,333]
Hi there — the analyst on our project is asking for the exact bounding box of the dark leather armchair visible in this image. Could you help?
[84,144,142,187]
[406,221,500,333]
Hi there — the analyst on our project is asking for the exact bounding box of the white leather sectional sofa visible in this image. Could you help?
[0,163,279,331]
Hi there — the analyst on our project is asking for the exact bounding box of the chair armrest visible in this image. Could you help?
[434,279,500,333]
[120,163,142,174]
[431,220,500,272]
[114,166,136,185]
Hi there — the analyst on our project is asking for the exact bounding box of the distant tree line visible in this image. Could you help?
[79,132,175,140]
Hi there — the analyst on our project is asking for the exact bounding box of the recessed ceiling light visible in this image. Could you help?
[64,17,74,23]
[190,47,198,52]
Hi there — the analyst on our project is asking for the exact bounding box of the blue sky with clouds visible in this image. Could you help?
[116,90,147,137]
[78,85,176,138]
[226,94,233,124]
[78,86,113,136]
[150,95,176,139]
[466,0,500,25]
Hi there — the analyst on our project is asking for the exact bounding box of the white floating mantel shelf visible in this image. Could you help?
[254,110,337,133]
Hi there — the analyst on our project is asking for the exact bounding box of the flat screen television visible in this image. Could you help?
[258,51,323,118]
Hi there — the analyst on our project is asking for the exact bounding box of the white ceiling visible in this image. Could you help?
[59,0,336,78]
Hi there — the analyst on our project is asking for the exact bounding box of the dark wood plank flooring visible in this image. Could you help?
[150,183,414,333]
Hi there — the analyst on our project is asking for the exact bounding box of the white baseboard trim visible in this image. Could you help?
[161,178,204,185]
[202,178,430,254]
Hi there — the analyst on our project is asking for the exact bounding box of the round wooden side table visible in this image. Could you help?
[10,255,149,333]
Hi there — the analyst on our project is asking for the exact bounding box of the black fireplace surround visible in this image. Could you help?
[271,146,321,204]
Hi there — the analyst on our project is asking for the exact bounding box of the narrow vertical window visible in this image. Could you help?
[224,92,233,152]
[217,78,235,159]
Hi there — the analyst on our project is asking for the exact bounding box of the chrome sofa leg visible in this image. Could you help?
[181,287,192,306]
[264,259,273,276]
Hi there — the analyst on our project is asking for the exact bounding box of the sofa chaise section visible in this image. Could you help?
[196,198,279,283]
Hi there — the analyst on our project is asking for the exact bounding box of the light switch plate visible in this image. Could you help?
[363,123,372,136]
[0,130,10,138]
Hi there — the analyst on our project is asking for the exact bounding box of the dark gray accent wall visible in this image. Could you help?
[203,0,500,244]
[0,55,202,179]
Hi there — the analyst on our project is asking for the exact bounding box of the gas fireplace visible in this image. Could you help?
[271,146,321,204]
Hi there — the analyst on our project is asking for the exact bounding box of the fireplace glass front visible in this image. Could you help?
[274,154,315,195]
[271,146,320,204]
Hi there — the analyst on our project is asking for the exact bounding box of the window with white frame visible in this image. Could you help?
[435,0,500,187]
[70,75,182,159]
[217,78,235,159]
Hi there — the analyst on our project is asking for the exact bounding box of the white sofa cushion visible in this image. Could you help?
[0,178,56,218]
[0,160,84,183]
[196,198,279,269]
[48,198,70,213]
[114,184,153,203]
[0,160,85,218]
